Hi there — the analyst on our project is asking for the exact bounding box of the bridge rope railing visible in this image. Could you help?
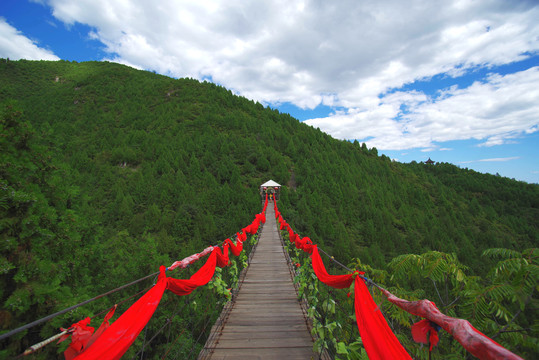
[281,234,359,359]
[3,196,269,359]
[274,199,524,360]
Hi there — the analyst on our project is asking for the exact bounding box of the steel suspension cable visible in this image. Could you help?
[0,270,161,342]
[2,241,223,343]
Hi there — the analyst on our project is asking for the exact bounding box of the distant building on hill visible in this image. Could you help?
[260,180,281,200]
[425,158,435,165]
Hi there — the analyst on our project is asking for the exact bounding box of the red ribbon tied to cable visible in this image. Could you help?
[74,267,168,360]
[412,319,440,351]
[224,238,243,257]
[68,207,268,360]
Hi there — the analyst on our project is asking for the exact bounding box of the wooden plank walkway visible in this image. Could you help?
[201,202,315,359]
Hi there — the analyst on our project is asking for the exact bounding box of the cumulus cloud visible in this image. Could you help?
[461,157,520,164]
[40,1,538,96]
[0,18,59,60]
[29,0,539,151]
[307,67,539,150]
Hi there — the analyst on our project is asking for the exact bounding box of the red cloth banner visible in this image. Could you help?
[74,267,168,360]
[276,199,522,360]
[237,231,247,243]
[256,212,266,224]
[289,230,298,244]
[244,218,260,235]
[67,205,268,359]
[380,289,524,360]
[215,244,230,268]
[168,245,214,271]
[59,318,94,360]
[311,245,354,289]
[84,306,116,351]
[224,238,243,257]
[167,251,218,296]
[295,236,314,254]
[74,246,231,359]
[299,237,314,254]
[277,204,410,359]
[354,277,412,360]
[411,319,439,351]
[263,194,268,213]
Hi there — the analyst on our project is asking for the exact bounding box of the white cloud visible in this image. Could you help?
[0,18,59,60]
[461,157,520,164]
[39,1,538,99]
[307,67,539,150]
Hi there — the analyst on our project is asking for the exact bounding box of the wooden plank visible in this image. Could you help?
[234,291,298,298]
[215,337,313,349]
[209,347,315,360]
[242,279,291,283]
[245,269,290,273]
[218,330,311,341]
[224,318,306,326]
[245,274,287,279]
[231,310,305,318]
[232,304,304,310]
[202,201,314,360]
[219,324,311,333]
[237,289,297,295]
[243,273,291,277]
[233,298,299,304]
[239,285,296,290]
[239,287,296,291]
[234,307,303,316]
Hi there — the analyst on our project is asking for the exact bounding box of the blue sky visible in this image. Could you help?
[1,0,538,183]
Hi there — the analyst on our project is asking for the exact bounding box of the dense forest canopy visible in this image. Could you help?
[1,59,537,358]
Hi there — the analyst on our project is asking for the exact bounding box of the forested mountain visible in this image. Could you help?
[1,60,537,358]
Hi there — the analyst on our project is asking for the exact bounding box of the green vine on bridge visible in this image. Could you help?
[208,233,260,303]
[283,231,368,359]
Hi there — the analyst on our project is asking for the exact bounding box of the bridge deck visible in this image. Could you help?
[201,202,315,359]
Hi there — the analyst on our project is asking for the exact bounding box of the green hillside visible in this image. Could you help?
[1,60,537,358]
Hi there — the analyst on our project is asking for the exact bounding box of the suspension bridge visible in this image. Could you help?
[0,187,525,360]
[200,201,316,359]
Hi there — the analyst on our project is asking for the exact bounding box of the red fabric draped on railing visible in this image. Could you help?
[74,267,168,360]
[274,198,522,360]
[75,252,223,360]
[215,244,230,268]
[296,236,314,254]
[354,277,412,360]
[243,212,265,235]
[168,245,214,271]
[263,193,268,213]
[237,231,247,243]
[311,246,354,289]
[274,208,411,358]
[224,238,243,257]
[282,223,315,255]
[68,205,267,360]
[380,289,524,360]
[310,245,411,359]
[274,199,411,359]
[256,212,266,225]
[167,252,218,296]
